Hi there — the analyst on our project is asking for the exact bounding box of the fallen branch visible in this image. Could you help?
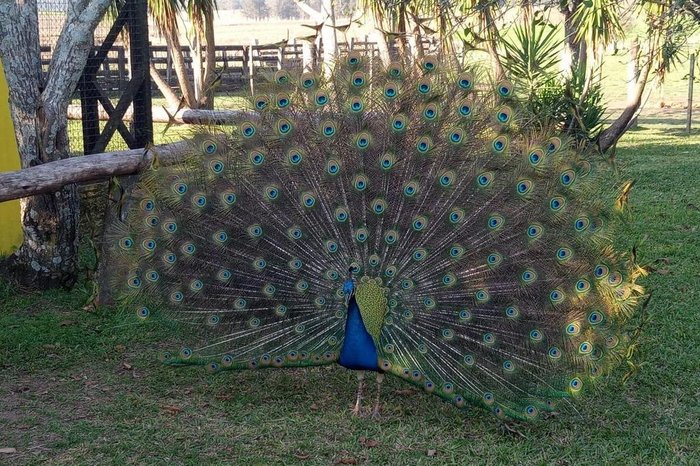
[0,141,188,202]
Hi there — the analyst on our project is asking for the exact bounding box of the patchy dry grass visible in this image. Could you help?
[1,118,699,465]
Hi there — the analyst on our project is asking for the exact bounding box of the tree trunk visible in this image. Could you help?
[199,8,217,109]
[165,23,196,108]
[150,61,182,108]
[0,0,111,288]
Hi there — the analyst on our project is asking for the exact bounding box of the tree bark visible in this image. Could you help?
[0,0,111,288]
[165,22,197,108]
[200,8,217,109]
[150,61,182,108]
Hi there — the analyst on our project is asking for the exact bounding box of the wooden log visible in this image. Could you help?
[0,141,189,202]
[66,104,248,125]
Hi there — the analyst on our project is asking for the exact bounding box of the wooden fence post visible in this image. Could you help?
[687,53,695,134]
[249,39,257,95]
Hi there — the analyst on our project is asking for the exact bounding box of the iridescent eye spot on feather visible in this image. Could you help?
[565,322,581,336]
[549,289,565,304]
[314,90,329,106]
[492,135,508,153]
[182,242,196,255]
[439,170,455,187]
[457,71,473,90]
[253,258,267,271]
[137,306,150,319]
[547,136,562,154]
[288,258,303,270]
[353,174,368,191]
[529,148,544,166]
[163,221,178,234]
[574,216,590,232]
[594,264,610,279]
[127,275,142,289]
[212,230,228,244]
[526,406,538,418]
[326,158,341,176]
[477,171,494,187]
[217,269,231,282]
[296,280,309,292]
[249,150,264,166]
[442,329,455,342]
[527,223,543,239]
[172,181,187,196]
[385,265,397,278]
[171,290,184,303]
[449,208,465,224]
[401,278,414,290]
[442,273,457,286]
[192,194,207,208]
[608,271,623,286]
[503,360,515,372]
[458,309,472,322]
[351,71,366,87]
[403,181,419,197]
[368,254,380,267]
[412,215,428,231]
[355,131,371,150]
[325,240,338,253]
[560,169,576,187]
[569,377,583,392]
[449,244,465,259]
[416,136,433,153]
[276,118,292,135]
[287,226,303,240]
[413,248,427,261]
[321,120,336,137]
[140,199,155,211]
[254,95,269,110]
[496,79,513,98]
[380,152,396,170]
[550,196,565,211]
[383,82,398,99]
[179,347,192,359]
[606,335,620,348]
[486,252,503,268]
[248,224,263,238]
[423,297,436,309]
[326,269,339,280]
[475,289,489,303]
[301,192,316,208]
[384,229,399,245]
[163,252,177,265]
[556,247,573,262]
[575,279,591,293]
[275,304,287,317]
[209,159,225,174]
[349,96,364,113]
[422,103,438,121]
[240,122,256,138]
[263,284,276,297]
[579,341,592,354]
[548,346,561,359]
[221,192,236,205]
[487,214,504,230]
[505,306,519,318]
[391,114,407,132]
[334,207,348,222]
[496,105,512,123]
[483,332,495,345]
[421,55,438,72]
[275,93,290,108]
[387,62,403,78]
[355,228,369,243]
[448,128,464,145]
[234,298,247,310]
[141,239,156,252]
[588,311,604,325]
[118,237,134,250]
[457,99,472,117]
[299,72,316,89]
[530,329,543,342]
[346,51,362,67]
[521,268,537,284]
[417,77,432,94]
[190,279,203,292]
[371,198,387,215]
[287,147,303,165]
[464,354,475,366]
[201,140,217,155]
[274,69,291,85]
[516,179,533,196]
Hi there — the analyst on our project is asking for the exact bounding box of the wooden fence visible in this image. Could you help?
[41,38,384,95]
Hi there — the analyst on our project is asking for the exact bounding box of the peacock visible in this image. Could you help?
[106,52,646,421]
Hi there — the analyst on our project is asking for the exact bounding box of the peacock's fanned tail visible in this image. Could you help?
[107,53,645,420]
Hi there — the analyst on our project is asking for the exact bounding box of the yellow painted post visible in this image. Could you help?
[0,58,23,255]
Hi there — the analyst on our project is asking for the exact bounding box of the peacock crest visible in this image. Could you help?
[106,53,646,421]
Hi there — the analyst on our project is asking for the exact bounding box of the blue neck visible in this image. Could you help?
[338,296,380,371]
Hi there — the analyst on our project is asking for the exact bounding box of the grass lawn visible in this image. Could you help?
[1,116,699,465]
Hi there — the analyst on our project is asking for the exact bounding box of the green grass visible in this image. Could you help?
[1,119,699,465]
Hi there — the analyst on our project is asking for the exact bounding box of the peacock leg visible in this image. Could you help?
[371,373,385,418]
[352,371,365,416]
